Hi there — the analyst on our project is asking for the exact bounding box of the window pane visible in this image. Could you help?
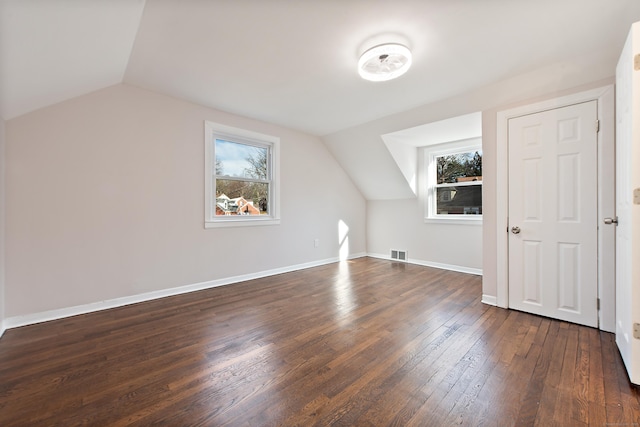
[436,150,482,184]
[215,180,269,216]
[436,185,482,215]
[215,139,268,179]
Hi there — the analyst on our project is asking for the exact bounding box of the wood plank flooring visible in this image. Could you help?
[1,257,639,426]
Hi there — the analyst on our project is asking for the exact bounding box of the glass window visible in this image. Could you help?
[425,141,482,223]
[205,122,280,227]
[215,139,270,216]
[435,151,482,215]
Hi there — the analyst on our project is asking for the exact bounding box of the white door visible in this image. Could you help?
[615,22,640,386]
[508,101,598,327]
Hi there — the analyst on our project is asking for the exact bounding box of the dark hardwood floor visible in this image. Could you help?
[1,257,639,426]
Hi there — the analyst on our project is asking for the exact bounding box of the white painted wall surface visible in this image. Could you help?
[324,72,614,300]
[4,84,366,319]
[0,118,5,336]
[367,198,482,273]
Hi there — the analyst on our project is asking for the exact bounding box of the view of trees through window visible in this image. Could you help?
[435,150,482,215]
[215,139,269,215]
[436,150,482,184]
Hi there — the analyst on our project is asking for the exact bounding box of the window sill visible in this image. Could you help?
[424,216,482,225]
[205,217,281,228]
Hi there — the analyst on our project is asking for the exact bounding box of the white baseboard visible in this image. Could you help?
[367,253,483,276]
[4,253,367,330]
[481,294,497,306]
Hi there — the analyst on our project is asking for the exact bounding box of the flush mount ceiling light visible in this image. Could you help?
[358,43,412,82]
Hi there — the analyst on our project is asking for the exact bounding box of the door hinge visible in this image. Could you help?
[597,298,600,310]
[595,120,600,133]
[635,54,640,71]
[634,323,640,340]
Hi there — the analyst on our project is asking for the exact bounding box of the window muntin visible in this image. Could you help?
[205,121,280,227]
[425,141,482,223]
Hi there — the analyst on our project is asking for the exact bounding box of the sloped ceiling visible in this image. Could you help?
[382,112,482,195]
[0,0,145,120]
[2,0,640,199]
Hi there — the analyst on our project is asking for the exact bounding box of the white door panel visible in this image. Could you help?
[615,21,640,386]
[508,101,598,327]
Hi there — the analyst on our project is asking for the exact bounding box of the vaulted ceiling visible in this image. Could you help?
[3,0,640,136]
[2,0,640,200]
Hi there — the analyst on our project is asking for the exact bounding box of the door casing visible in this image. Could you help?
[495,85,616,332]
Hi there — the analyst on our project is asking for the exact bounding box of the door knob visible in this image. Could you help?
[511,226,521,234]
[603,217,618,225]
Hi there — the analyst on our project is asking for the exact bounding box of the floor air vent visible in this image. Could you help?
[390,250,407,262]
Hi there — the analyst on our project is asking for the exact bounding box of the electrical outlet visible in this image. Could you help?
[314,238,319,248]
[634,188,640,205]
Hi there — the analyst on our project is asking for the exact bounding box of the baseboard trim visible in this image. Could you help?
[367,253,483,276]
[4,253,368,330]
[481,294,498,306]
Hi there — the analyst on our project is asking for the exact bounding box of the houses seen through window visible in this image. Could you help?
[215,139,269,216]
[435,150,482,215]
[424,139,483,223]
[204,121,280,228]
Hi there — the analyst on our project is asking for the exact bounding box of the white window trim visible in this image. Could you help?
[204,121,280,228]
[424,138,482,225]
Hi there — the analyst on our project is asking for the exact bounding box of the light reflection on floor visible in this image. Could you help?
[332,260,357,330]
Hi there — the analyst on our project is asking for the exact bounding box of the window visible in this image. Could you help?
[425,139,482,224]
[205,121,280,228]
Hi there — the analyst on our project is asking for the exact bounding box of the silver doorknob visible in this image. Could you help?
[511,226,521,234]
[603,217,618,225]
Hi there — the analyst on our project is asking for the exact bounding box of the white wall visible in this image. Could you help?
[4,84,366,320]
[0,118,5,336]
[367,137,483,273]
[367,198,482,273]
[324,66,615,298]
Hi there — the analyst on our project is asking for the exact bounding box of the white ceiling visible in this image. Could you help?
[0,0,145,121]
[3,0,640,137]
[381,112,482,194]
[2,0,640,200]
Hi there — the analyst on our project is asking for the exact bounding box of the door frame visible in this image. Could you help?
[495,84,615,332]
